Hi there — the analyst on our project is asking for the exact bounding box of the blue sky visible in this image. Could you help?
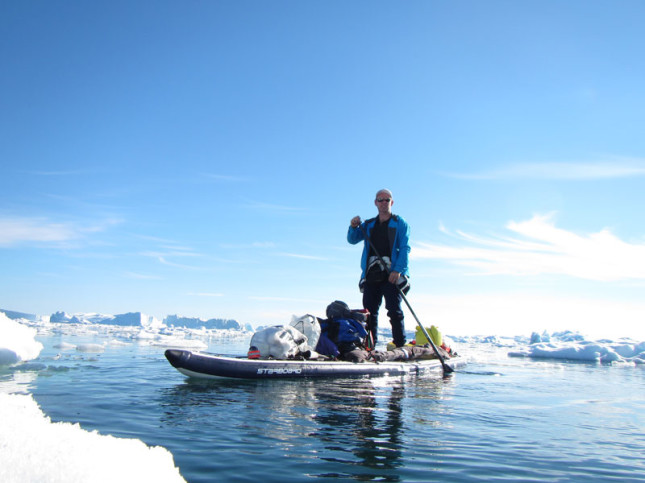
[2,1,645,339]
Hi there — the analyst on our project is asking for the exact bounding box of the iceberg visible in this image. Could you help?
[164,314,242,330]
[2,307,248,334]
[0,309,39,322]
[48,311,163,328]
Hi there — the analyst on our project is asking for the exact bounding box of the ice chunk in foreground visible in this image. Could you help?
[0,393,185,483]
[0,312,43,365]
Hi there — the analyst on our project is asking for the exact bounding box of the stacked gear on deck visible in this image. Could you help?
[247,300,453,363]
[247,302,372,360]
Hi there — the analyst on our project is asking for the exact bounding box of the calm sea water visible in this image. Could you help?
[7,331,645,482]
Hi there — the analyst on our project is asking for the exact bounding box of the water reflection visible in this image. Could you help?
[0,368,39,394]
[309,379,406,480]
[159,375,452,482]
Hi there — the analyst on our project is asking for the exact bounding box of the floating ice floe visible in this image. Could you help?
[509,330,645,364]
[149,335,208,351]
[0,393,185,483]
[76,343,106,353]
[108,339,129,347]
[53,341,77,351]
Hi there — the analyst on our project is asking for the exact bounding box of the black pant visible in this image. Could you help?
[362,280,406,347]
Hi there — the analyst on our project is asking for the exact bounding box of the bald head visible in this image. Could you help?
[375,189,393,200]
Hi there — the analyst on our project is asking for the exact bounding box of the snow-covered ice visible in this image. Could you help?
[0,312,43,365]
[0,393,185,483]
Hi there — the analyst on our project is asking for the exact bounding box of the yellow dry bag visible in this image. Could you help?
[415,325,442,347]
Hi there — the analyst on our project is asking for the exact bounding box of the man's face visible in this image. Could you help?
[375,193,393,214]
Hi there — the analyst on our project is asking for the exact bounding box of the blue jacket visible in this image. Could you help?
[347,215,410,279]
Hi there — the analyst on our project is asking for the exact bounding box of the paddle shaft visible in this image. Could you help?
[357,222,453,374]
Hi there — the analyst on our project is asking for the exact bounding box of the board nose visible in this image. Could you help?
[165,349,188,368]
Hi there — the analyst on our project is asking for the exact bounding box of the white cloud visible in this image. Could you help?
[0,217,78,246]
[446,159,645,180]
[0,216,123,247]
[218,241,276,249]
[243,199,305,213]
[124,272,163,280]
[413,214,645,282]
[278,253,329,261]
[139,246,205,270]
[140,250,200,259]
[156,256,203,270]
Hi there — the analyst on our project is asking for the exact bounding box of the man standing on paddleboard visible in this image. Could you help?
[347,189,411,348]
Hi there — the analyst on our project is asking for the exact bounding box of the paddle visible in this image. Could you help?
[357,222,454,375]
